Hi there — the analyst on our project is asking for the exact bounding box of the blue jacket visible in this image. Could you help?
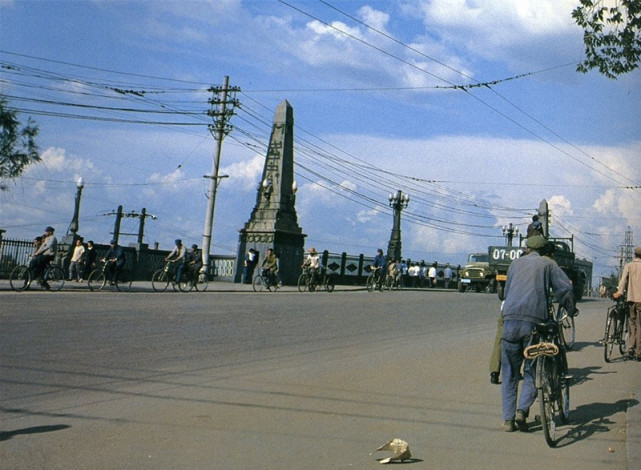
[503,252,574,323]
[105,245,126,268]
[373,253,386,269]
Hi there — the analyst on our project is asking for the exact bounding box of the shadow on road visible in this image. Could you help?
[569,364,615,387]
[555,398,638,448]
[0,424,70,442]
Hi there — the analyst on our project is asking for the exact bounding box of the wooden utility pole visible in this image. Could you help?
[201,76,240,273]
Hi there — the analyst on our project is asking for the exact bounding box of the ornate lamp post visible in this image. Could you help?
[387,190,410,261]
[67,176,84,236]
[502,222,519,247]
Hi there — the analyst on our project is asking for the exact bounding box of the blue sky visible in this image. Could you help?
[1,0,639,282]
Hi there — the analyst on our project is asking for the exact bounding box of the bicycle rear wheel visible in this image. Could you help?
[325,274,335,293]
[537,356,557,447]
[195,272,209,291]
[45,266,65,291]
[152,269,170,292]
[9,265,31,291]
[117,270,133,292]
[603,313,616,363]
[88,270,106,291]
[178,272,194,292]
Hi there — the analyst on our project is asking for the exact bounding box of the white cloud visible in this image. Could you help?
[406,0,581,68]
[220,154,264,191]
[40,147,68,170]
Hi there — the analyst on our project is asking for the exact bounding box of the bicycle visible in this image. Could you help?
[87,260,132,292]
[297,266,319,292]
[9,259,66,292]
[151,261,182,292]
[602,294,630,363]
[176,266,210,292]
[366,267,384,292]
[525,318,570,448]
[253,268,279,292]
[298,267,335,293]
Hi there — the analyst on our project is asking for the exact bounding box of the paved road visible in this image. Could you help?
[0,283,639,469]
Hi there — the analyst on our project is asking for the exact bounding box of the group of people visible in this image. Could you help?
[370,248,454,289]
[495,231,641,434]
[27,226,127,288]
[163,239,203,285]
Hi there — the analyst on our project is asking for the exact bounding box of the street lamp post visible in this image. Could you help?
[502,222,519,247]
[387,190,410,261]
[67,177,84,237]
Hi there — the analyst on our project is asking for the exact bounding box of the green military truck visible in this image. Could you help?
[458,252,496,293]
[488,236,590,301]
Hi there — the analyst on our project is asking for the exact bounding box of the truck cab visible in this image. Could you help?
[458,252,494,293]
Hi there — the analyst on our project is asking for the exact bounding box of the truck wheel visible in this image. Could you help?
[458,280,466,293]
[497,283,505,301]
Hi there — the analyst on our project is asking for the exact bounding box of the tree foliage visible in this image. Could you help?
[572,0,641,79]
[0,95,40,190]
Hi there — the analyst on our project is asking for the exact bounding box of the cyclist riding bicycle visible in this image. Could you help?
[165,239,187,283]
[102,239,126,285]
[261,248,279,287]
[301,247,321,284]
[29,226,58,289]
[372,248,387,286]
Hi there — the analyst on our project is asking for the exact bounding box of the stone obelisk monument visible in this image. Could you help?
[234,100,305,284]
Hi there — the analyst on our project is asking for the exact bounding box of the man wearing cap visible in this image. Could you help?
[500,235,575,432]
[165,239,186,284]
[613,246,641,361]
[30,226,58,288]
[102,239,126,285]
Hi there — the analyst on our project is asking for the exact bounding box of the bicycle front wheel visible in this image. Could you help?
[297,273,308,292]
[45,266,65,291]
[152,269,170,292]
[558,307,575,350]
[538,357,558,447]
[252,275,265,292]
[366,273,376,293]
[603,313,615,363]
[10,265,31,291]
[88,270,106,291]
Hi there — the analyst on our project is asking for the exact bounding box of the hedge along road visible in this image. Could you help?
[0,288,639,469]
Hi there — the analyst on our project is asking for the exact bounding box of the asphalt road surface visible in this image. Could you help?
[1,284,639,469]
